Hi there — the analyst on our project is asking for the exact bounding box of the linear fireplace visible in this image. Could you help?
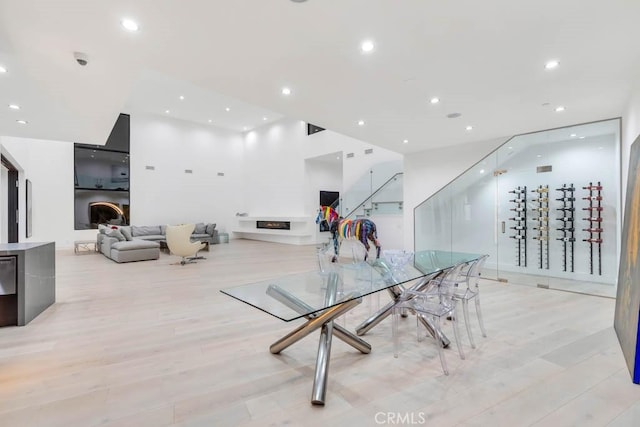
[256,221,291,230]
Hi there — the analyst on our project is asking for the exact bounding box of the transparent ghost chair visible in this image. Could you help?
[392,262,466,375]
[453,255,489,348]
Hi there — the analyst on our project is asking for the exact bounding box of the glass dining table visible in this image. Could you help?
[220,250,483,406]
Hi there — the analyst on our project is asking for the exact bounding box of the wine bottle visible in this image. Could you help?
[508,217,525,221]
[582,217,603,222]
[509,235,525,240]
[531,187,549,193]
[557,207,574,211]
[582,228,603,233]
[556,186,576,191]
[508,199,525,203]
[532,216,549,222]
[510,207,526,212]
[556,197,576,202]
[556,217,573,221]
[533,226,549,231]
[582,185,603,190]
[533,235,548,241]
[557,237,576,242]
[508,189,525,194]
[557,227,574,232]
[533,207,549,212]
[531,198,549,203]
[582,207,603,211]
[583,238,603,243]
[510,226,526,230]
[582,196,603,201]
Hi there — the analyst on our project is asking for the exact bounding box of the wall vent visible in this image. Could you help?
[185,169,193,174]
[537,165,552,173]
[145,166,155,170]
[217,172,225,176]
[346,153,354,158]
[364,148,373,155]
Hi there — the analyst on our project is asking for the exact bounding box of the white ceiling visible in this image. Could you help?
[0,0,639,152]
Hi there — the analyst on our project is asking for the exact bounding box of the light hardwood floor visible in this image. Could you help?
[0,240,638,427]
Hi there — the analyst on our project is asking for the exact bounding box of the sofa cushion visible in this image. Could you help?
[132,225,162,237]
[135,235,165,241]
[160,225,167,235]
[112,240,160,251]
[194,222,207,234]
[205,223,216,236]
[107,229,126,241]
[119,226,133,241]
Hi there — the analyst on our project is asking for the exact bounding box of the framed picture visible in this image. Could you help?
[26,179,32,238]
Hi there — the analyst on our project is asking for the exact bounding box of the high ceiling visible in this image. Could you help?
[0,0,639,152]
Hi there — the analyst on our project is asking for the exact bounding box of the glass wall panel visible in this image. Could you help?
[414,118,620,297]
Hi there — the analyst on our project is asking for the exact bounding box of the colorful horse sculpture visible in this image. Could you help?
[316,206,381,262]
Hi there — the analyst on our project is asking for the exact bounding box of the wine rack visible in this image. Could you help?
[508,186,527,267]
[531,185,549,269]
[555,184,576,272]
[582,181,603,275]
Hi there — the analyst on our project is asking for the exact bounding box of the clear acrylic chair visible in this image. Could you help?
[452,255,489,349]
[392,262,466,375]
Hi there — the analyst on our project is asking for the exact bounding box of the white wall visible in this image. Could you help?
[0,136,91,248]
[242,118,403,217]
[129,114,244,234]
[622,80,640,207]
[403,137,508,249]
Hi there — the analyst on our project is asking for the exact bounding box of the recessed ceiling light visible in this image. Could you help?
[555,106,565,112]
[508,146,513,149]
[579,136,585,139]
[570,133,577,137]
[357,120,365,126]
[465,125,473,131]
[336,156,340,160]
[243,126,249,131]
[8,104,20,110]
[263,117,268,121]
[281,87,292,96]
[479,169,485,174]
[544,60,560,70]
[403,139,409,144]
[121,18,140,32]
[361,40,375,53]
[598,146,604,150]
[208,119,212,123]
[16,120,27,125]
[430,97,440,104]
[179,95,184,100]
[165,110,170,114]
[536,154,542,158]
[0,65,7,73]
[225,107,231,112]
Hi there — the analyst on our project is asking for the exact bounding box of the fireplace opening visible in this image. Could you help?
[90,202,127,226]
[256,221,290,230]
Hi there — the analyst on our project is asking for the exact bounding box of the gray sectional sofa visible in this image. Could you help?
[97,223,218,263]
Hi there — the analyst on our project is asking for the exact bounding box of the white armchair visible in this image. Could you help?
[166,224,206,265]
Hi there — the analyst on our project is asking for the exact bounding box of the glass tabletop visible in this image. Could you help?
[220,250,484,322]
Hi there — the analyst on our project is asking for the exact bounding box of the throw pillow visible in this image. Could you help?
[194,222,207,234]
[120,227,133,241]
[205,223,216,236]
[107,229,126,242]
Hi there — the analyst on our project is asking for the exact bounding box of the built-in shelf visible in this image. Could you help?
[232,229,312,237]
[233,215,316,245]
